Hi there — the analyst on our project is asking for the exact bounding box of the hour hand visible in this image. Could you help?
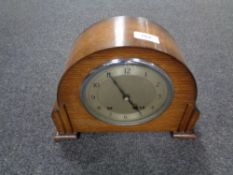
[109,75,143,116]
[127,97,143,117]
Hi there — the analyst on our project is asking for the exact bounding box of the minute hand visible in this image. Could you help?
[109,75,143,115]
[109,75,128,98]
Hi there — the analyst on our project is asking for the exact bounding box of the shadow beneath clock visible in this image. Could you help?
[58,128,212,175]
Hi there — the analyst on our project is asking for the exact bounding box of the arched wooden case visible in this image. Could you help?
[51,16,200,140]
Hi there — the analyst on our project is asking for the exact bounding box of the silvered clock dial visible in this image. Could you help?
[80,58,173,125]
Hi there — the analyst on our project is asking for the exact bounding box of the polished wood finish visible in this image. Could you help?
[52,16,200,139]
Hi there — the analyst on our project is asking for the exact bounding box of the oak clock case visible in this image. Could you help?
[51,16,200,141]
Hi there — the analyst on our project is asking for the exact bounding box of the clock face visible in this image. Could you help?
[80,59,173,125]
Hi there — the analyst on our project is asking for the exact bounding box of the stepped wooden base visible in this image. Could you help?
[53,132,80,142]
[53,131,196,141]
[171,130,197,139]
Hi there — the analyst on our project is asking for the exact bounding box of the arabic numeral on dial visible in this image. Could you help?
[106,106,113,110]
[155,82,160,87]
[144,72,148,77]
[93,82,100,88]
[123,115,127,119]
[124,67,131,75]
[139,106,145,110]
[106,72,111,78]
[158,94,162,99]
[91,95,95,99]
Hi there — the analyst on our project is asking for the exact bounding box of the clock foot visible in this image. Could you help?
[171,130,197,139]
[53,132,80,142]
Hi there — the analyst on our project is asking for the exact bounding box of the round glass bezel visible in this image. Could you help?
[80,58,173,126]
